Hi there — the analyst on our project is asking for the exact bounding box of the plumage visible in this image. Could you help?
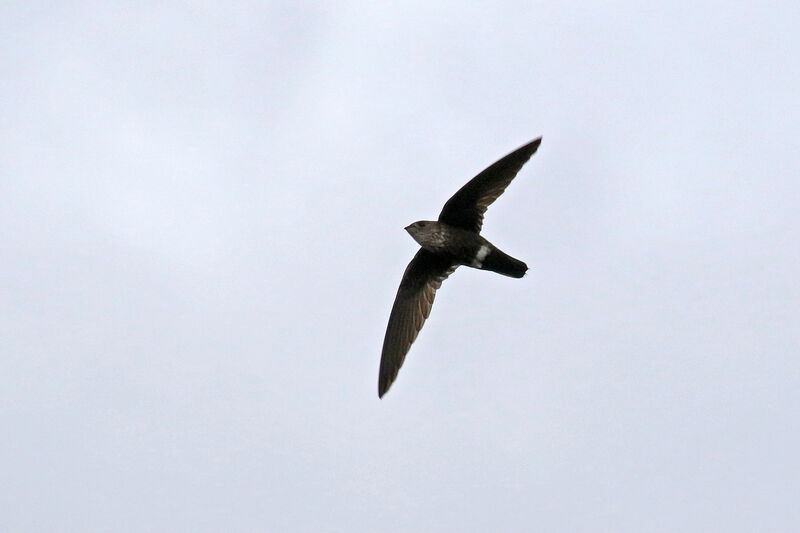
[438,138,542,232]
[377,250,457,397]
[378,138,542,398]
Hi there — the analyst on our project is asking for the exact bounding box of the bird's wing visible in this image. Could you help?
[437,138,542,232]
[378,249,457,397]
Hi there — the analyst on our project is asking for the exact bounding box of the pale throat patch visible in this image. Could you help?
[471,244,491,268]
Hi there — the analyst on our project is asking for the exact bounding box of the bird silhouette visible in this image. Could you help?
[378,138,542,397]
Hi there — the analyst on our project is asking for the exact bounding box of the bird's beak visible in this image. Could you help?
[404,225,412,231]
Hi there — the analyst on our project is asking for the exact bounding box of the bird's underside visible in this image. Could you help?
[378,137,542,398]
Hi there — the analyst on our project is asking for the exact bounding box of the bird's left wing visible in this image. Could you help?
[438,137,542,232]
[378,249,457,397]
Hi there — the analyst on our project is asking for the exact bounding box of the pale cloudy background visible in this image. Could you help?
[2,2,799,531]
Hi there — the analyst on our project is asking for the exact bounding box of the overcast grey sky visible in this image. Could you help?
[2,2,799,531]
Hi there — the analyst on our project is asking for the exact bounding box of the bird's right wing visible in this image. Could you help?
[438,138,542,232]
[378,249,457,397]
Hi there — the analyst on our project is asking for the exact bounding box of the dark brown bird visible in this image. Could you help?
[378,138,542,397]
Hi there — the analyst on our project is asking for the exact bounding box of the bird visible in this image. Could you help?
[378,137,542,397]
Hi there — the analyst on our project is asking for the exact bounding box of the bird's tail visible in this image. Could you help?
[481,247,528,278]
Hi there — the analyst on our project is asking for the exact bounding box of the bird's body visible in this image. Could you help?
[405,221,528,278]
[378,138,542,397]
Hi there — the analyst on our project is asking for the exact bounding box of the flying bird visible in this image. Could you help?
[378,137,542,397]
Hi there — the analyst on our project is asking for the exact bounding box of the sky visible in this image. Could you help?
[1,2,799,531]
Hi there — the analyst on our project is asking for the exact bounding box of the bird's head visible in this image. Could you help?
[404,220,444,248]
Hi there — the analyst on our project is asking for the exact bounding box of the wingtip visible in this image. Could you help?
[515,137,542,159]
[378,377,390,398]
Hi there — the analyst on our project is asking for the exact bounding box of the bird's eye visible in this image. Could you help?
[419,222,426,227]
